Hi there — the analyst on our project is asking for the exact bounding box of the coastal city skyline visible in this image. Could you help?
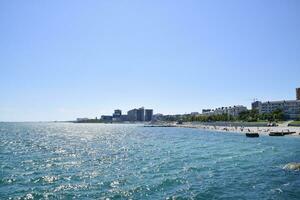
[1,0,300,121]
[77,107,154,123]
[1,85,300,122]
[75,87,300,123]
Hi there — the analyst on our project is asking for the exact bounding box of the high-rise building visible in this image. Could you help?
[145,109,153,121]
[127,107,153,121]
[127,109,138,121]
[296,88,300,100]
[137,107,145,121]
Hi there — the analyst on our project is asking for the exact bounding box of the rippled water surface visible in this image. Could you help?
[1,122,300,199]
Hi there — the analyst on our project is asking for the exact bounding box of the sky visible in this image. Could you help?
[0,0,300,121]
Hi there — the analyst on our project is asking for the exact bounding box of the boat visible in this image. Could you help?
[246,133,259,137]
[283,131,296,135]
[269,132,284,136]
[269,130,296,136]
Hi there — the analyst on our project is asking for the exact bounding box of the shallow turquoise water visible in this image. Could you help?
[0,122,299,199]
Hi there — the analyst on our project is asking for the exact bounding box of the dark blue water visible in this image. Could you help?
[0,123,299,199]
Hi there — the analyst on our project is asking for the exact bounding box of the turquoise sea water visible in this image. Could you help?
[0,123,299,199]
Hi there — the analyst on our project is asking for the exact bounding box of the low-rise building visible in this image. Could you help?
[252,88,300,119]
[191,112,199,116]
[120,115,128,121]
[101,115,112,122]
[76,118,89,122]
[153,113,163,121]
[113,109,122,118]
[202,109,212,114]
[227,106,248,117]
[251,101,261,111]
[252,100,300,119]
[202,105,247,117]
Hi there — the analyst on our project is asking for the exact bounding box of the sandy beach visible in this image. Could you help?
[174,122,300,137]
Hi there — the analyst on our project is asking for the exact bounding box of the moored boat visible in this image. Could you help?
[269,130,296,136]
[246,133,259,137]
[283,131,296,135]
[269,132,284,136]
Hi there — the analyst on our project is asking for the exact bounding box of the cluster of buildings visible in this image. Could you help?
[76,88,300,123]
[200,88,300,120]
[202,105,248,117]
[252,88,300,119]
[100,107,153,122]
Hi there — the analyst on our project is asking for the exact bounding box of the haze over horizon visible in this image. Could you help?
[1,0,300,121]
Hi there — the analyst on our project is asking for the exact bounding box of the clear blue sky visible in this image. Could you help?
[1,0,300,121]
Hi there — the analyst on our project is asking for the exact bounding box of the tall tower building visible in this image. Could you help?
[145,109,153,121]
[127,109,138,121]
[297,88,300,100]
[137,107,145,121]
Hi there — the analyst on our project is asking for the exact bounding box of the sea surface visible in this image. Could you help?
[0,122,299,199]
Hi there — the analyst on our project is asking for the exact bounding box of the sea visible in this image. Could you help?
[0,122,299,199]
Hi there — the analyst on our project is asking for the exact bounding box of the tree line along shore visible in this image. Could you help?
[160,109,300,127]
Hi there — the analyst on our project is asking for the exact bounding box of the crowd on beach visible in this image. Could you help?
[175,123,300,136]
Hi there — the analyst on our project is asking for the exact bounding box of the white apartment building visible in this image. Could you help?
[202,105,248,117]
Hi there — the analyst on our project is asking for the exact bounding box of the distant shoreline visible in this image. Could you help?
[1,121,300,137]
